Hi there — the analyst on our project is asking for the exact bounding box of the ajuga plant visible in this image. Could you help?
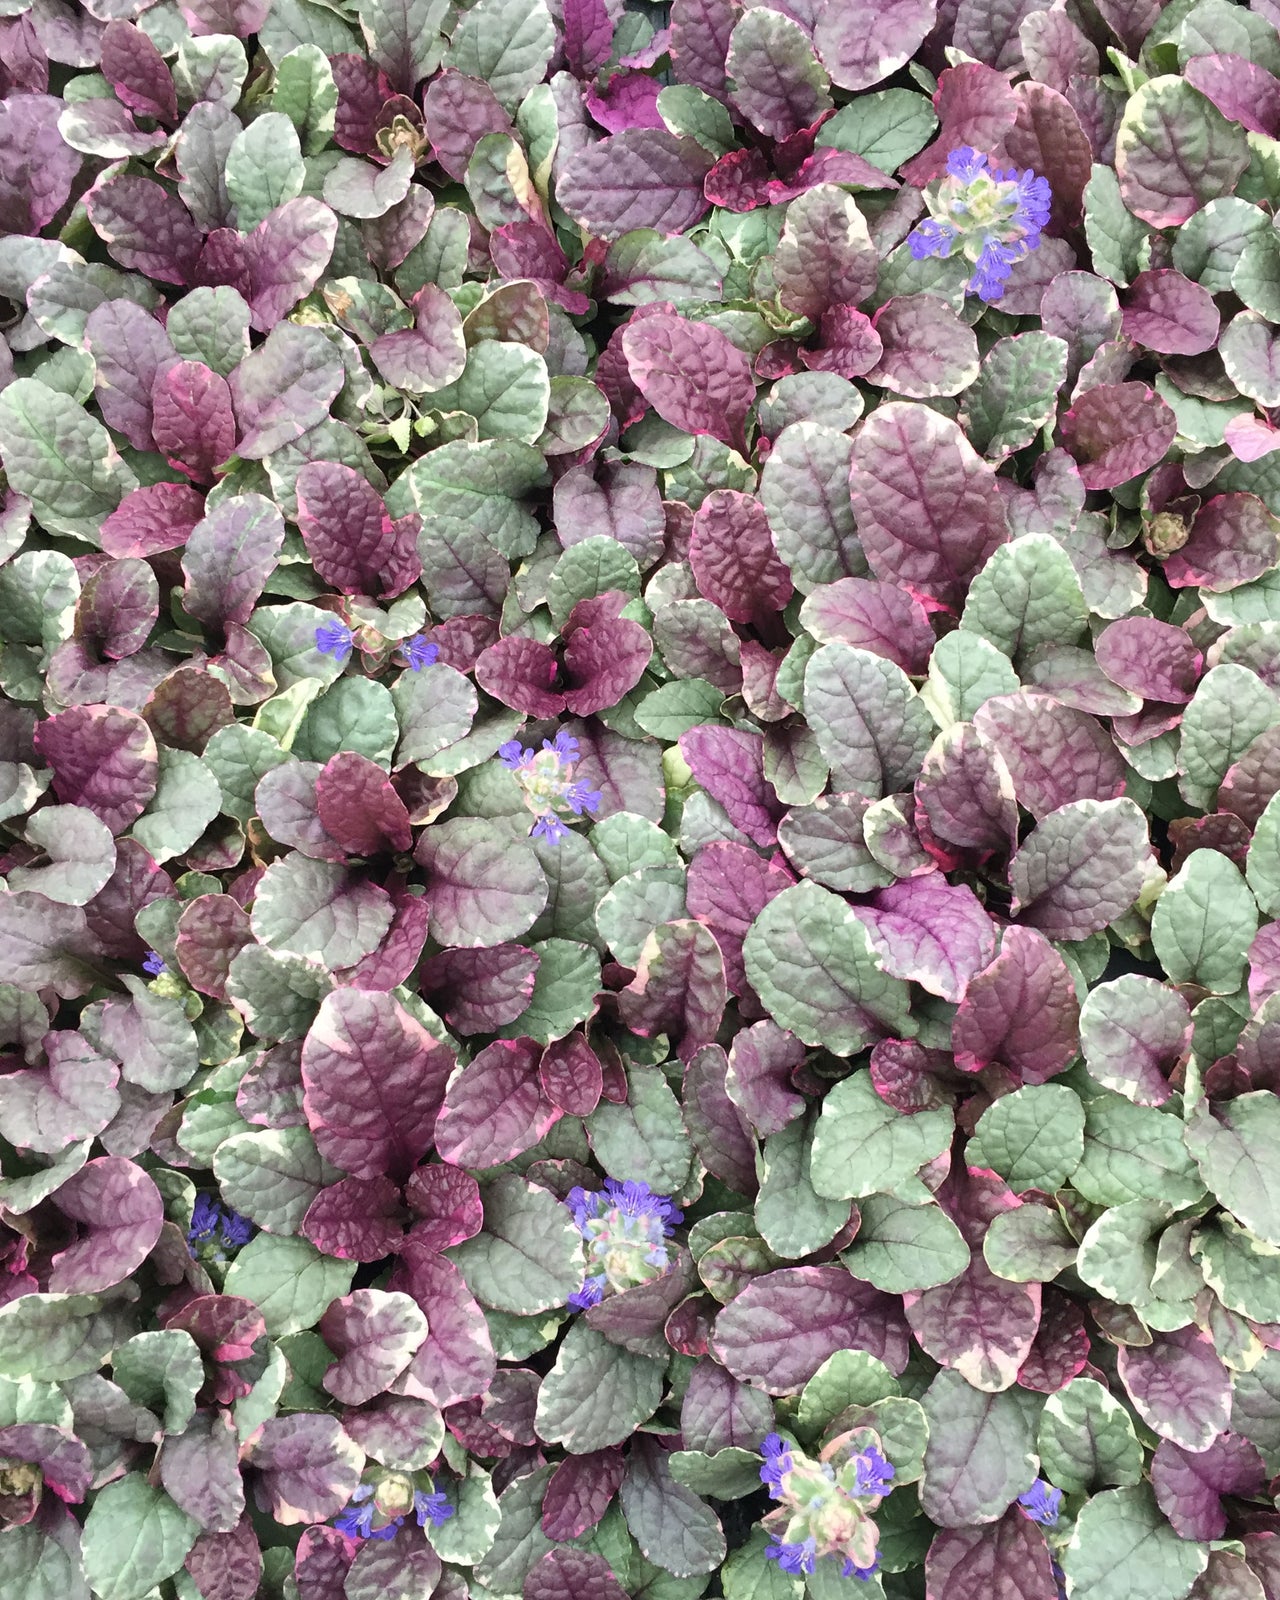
[8,0,1280,1598]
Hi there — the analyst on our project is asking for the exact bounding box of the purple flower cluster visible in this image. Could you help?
[759,1431,892,1582]
[314,621,437,671]
[142,950,166,976]
[334,1480,453,1541]
[907,146,1051,302]
[186,1194,253,1255]
[565,1177,682,1308]
[499,729,602,844]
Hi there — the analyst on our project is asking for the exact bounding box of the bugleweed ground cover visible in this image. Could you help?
[10,0,1280,1596]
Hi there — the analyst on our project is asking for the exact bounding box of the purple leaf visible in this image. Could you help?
[669,0,737,98]
[563,612,653,717]
[86,173,204,284]
[856,876,998,1004]
[1079,975,1188,1107]
[34,704,158,834]
[689,489,794,624]
[370,283,468,394]
[800,578,935,675]
[951,926,1080,1084]
[295,461,421,600]
[179,0,270,37]
[1151,1433,1265,1542]
[48,1155,164,1292]
[972,693,1126,819]
[813,0,937,90]
[1094,618,1201,704]
[0,1031,119,1155]
[687,844,793,998]
[726,9,831,139]
[617,919,728,1063]
[419,946,542,1035]
[320,1289,428,1407]
[152,361,237,484]
[679,726,783,847]
[404,1163,483,1252]
[416,817,550,944]
[1003,81,1092,229]
[553,463,665,570]
[539,1033,603,1118]
[1060,382,1177,490]
[525,1549,629,1600]
[301,1175,404,1263]
[725,1019,806,1136]
[160,1410,244,1533]
[181,494,286,630]
[556,129,715,241]
[391,1242,497,1409]
[228,324,345,459]
[435,1038,562,1168]
[586,1251,699,1357]
[868,295,981,399]
[100,483,207,559]
[712,1265,910,1393]
[586,72,665,133]
[1121,269,1221,356]
[78,557,160,662]
[541,1450,626,1540]
[905,1260,1040,1393]
[0,93,82,232]
[924,1510,1059,1600]
[100,20,177,124]
[563,0,616,76]
[301,988,455,1182]
[902,63,1019,185]
[1117,1326,1232,1452]
[683,1044,757,1195]
[1185,52,1280,137]
[474,635,563,717]
[915,724,1019,857]
[247,1415,364,1526]
[175,894,253,1002]
[85,299,176,451]
[1163,493,1280,593]
[849,401,1009,610]
[622,313,755,452]
[1010,797,1153,940]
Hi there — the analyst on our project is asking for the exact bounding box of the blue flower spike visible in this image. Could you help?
[186,1194,254,1260]
[1018,1479,1062,1527]
[907,145,1051,303]
[335,1476,452,1543]
[565,1177,682,1309]
[499,728,602,845]
[402,633,439,671]
[142,950,166,976]
[315,618,354,662]
[757,1429,892,1583]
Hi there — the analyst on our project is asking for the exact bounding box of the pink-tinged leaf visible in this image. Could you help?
[349,891,429,995]
[391,1243,497,1409]
[151,361,237,484]
[539,1033,604,1118]
[315,753,413,857]
[1116,75,1250,227]
[301,1175,404,1262]
[1117,1325,1232,1451]
[868,295,981,399]
[813,0,937,90]
[856,877,997,1004]
[185,1516,262,1600]
[683,1044,758,1195]
[586,71,665,132]
[0,94,81,232]
[526,1549,629,1600]
[687,845,794,997]
[906,1261,1040,1393]
[541,1450,626,1540]
[849,401,1009,610]
[180,0,269,36]
[1016,1287,1090,1393]
[404,1163,483,1252]
[622,312,755,451]
[669,0,738,98]
[901,63,1020,185]
[100,482,206,560]
[679,726,783,848]
[422,69,513,180]
[164,1296,267,1404]
[100,20,177,123]
[175,894,253,1002]
[370,283,467,394]
[774,184,879,322]
[0,1031,118,1157]
[1225,412,1280,462]
[86,173,204,284]
[563,0,615,76]
[419,946,542,1036]
[1121,270,1221,357]
[703,145,774,211]
[435,1038,561,1169]
[1222,727,1280,830]
[1164,493,1280,592]
[915,724,1018,857]
[160,1409,244,1533]
[1094,617,1201,704]
[952,926,1080,1084]
[869,1039,957,1113]
[973,693,1126,820]
[84,299,176,452]
[554,463,665,569]
[725,1019,806,1135]
[1060,382,1176,490]
[713,1265,910,1392]
[1003,81,1092,229]
[802,304,885,379]
[77,558,160,663]
[562,614,653,717]
[925,1511,1059,1600]
[1010,797,1153,941]
[34,704,158,835]
[617,919,728,1063]
[301,988,456,1182]
[48,1156,163,1292]
[689,489,794,624]
[319,1289,428,1407]
[726,8,831,139]
[247,1414,364,1526]
[474,634,563,718]
[1151,1433,1265,1542]
[1185,52,1280,137]
[1079,974,1188,1108]
[557,129,715,241]
[800,579,935,675]
[181,494,286,629]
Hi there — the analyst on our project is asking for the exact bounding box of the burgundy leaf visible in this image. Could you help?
[315,753,413,856]
[434,1038,562,1169]
[622,313,756,451]
[48,1156,164,1292]
[34,704,158,834]
[679,727,784,848]
[952,926,1080,1084]
[151,361,237,484]
[403,1163,484,1252]
[295,461,421,599]
[541,1450,626,1540]
[539,1033,604,1118]
[301,1175,404,1263]
[419,945,542,1035]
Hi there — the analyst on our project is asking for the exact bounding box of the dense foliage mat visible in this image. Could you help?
[8,0,1280,1597]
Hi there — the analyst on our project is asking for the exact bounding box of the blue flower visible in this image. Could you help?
[500,728,601,844]
[565,1179,683,1309]
[760,1434,793,1499]
[1018,1479,1062,1527]
[335,1485,402,1541]
[907,217,958,260]
[414,1488,453,1527]
[766,1537,817,1576]
[853,1446,894,1499]
[906,149,1051,305]
[842,1554,880,1580]
[946,144,988,183]
[564,779,603,816]
[187,1194,253,1254]
[567,1273,608,1310]
[531,813,570,844]
[498,739,533,770]
[402,634,439,671]
[142,951,166,976]
[315,619,354,661]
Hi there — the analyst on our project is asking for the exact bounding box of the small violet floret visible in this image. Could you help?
[315,619,354,662]
[142,951,166,976]
[907,145,1051,303]
[758,1430,892,1582]
[402,634,439,671]
[565,1177,682,1309]
[1018,1479,1062,1527]
[335,1476,452,1543]
[186,1194,253,1258]
[499,729,602,845]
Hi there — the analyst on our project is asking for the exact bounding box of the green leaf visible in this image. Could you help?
[960,334,1069,460]
[166,286,251,377]
[1247,789,1280,915]
[81,1474,199,1600]
[429,341,551,443]
[213,1125,330,1234]
[271,44,337,154]
[1060,1484,1207,1600]
[809,1070,953,1203]
[841,1194,968,1293]
[296,677,399,766]
[1234,229,1280,321]
[1037,1377,1144,1494]
[445,0,555,111]
[605,229,724,305]
[596,869,687,967]
[496,937,600,1045]
[920,629,1020,726]
[474,1465,554,1594]
[391,662,478,765]
[1179,663,1280,807]
[427,1469,501,1564]
[223,1233,354,1336]
[383,438,546,558]
[960,534,1088,664]
[112,1331,203,1435]
[1072,1094,1206,1208]
[225,113,304,231]
[795,1350,899,1443]
[588,1065,694,1195]
[968,1084,1086,1192]
[0,1520,85,1600]
[0,378,132,539]
[203,726,290,822]
[1083,163,1149,287]
[534,1320,666,1452]
[448,1173,584,1314]
[1194,1213,1280,1323]
[591,812,683,881]
[635,678,728,740]
[547,535,641,628]
[1186,1092,1280,1247]
[657,87,737,159]
[983,1204,1078,1283]
[669,1447,764,1499]
[129,749,222,865]
[803,642,933,798]
[0,1293,123,1381]
[754,1113,851,1260]
[1172,196,1271,291]
[1152,848,1258,993]
[816,89,937,173]
[918,1370,1036,1527]
[744,881,914,1055]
